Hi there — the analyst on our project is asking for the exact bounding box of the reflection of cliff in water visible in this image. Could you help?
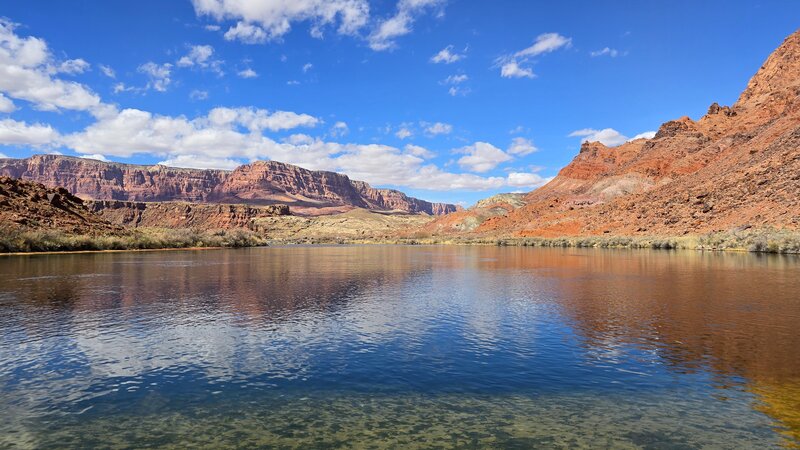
[538,249,800,446]
[0,247,433,379]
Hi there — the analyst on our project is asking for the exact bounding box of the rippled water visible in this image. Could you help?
[1,246,799,448]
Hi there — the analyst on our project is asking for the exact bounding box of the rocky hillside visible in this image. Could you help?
[0,155,459,216]
[0,176,124,235]
[427,29,800,238]
[87,200,289,230]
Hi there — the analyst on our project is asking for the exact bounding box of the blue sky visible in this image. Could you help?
[0,1,797,206]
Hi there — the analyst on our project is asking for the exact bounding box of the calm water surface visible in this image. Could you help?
[1,246,799,448]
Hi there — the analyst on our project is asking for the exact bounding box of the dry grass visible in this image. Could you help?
[0,227,267,253]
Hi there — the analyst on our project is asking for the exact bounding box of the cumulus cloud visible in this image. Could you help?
[500,61,534,79]
[0,118,60,146]
[80,153,109,162]
[62,106,320,158]
[630,131,656,140]
[457,142,512,173]
[137,62,172,92]
[223,21,269,44]
[506,172,551,189]
[0,19,101,111]
[192,0,370,43]
[368,0,445,51]
[404,144,435,159]
[302,62,313,73]
[177,44,224,75]
[424,121,452,136]
[330,121,348,137]
[57,58,90,75]
[0,93,15,113]
[507,137,537,155]
[237,68,258,78]
[497,32,571,79]
[430,45,464,64]
[395,127,412,139]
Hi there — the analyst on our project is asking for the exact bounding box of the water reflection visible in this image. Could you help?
[0,246,798,448]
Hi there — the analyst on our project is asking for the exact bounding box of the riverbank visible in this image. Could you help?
[2,226,799,255]
[0,227,267,254]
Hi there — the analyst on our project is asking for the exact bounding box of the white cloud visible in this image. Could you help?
[63,106,320,158]
[500,61,534,79]
[447,86,470,96]
[192,0,370,43]
[177,44,224,75]
[99,64,116,78]
[223,21,269,44]
[0,118,60,146]
[137,62,172,92]
[159,154,242,170]
[204,24,221,31]
[457,142,512,173]
[404,144,435,159]
[570,128,657,146]
[630,131,656,141]
[57,58,90,74]
[430,45,464,64]
[80,153,109,162]
[509,125,526,134]
[237,68,258,78]
[0,93,15,113]
[442,74,469,96]
[0,19,101,111]
[497,32,570,79]
[330,121,348,137]
[287,80,300,85]
[506,172,551,189]
[395,127,412,139]
[515,33,572,58]
[507,137,537,155]
[368,0,445,51]
[0,152,6,158]
[424,121,452,136]
[189,89,209,100]
[568,128,628,147]
[590,47,620,57]
[442,74,467,84]
[302,62,313,73]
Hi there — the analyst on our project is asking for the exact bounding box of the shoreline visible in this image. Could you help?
[3,232,800,256]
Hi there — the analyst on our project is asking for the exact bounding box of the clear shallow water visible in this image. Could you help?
[0,246,798,449]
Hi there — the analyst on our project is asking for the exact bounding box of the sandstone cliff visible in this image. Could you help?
[87,200,289,230]
[0,155,459,216]
[427,29,800,237]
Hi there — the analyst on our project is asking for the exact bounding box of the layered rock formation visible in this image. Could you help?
[0,156,458,216]
[87,200,289,230]
[0,176,125,235]
[428,29,800,238]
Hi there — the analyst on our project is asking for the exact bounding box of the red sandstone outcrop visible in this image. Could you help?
[0,176,125,235]
[426,29,800,238]
[87,200,289,230]
[0,155,458,216]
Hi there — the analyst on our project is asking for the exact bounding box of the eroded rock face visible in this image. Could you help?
[87,200,289,230]
[0,176,125,235]
[426,29,800,237]
[0,155,458,215]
